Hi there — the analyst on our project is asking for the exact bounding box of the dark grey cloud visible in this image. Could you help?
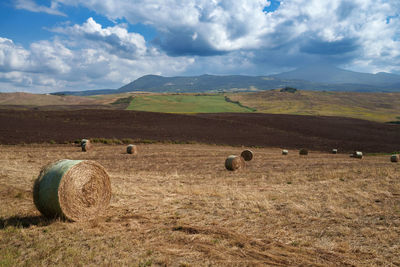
[300,38,359,55]
[153,29,227,57]
[337,1,356,21]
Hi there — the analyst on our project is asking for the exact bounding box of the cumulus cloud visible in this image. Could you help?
[0,38,31,72]
[52,18,147,59]
[55,0,271,55]
[52,0,400,73]
[14,0,66,16]
[265,0,400,69]
[0,18,194,92]
[0,37,72,74]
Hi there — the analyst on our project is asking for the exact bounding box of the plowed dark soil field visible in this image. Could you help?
[1,109,399,152]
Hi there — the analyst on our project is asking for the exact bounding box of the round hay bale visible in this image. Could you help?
[82,142,90,152]
[299,148,308,155]
[351,151,363,159]
[33,159,111,221]
[241,149,253,161]
[332,149,338,154]
[81,139,91,152]
[127,144,138,155]
[282,149,288,155]
[225,155,245,171]
[80,139,88,146]
[390,154,399,162]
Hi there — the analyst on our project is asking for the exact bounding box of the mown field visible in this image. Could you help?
[1,144,399,266]
[126,94,254,113]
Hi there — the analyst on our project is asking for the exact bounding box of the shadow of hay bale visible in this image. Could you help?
[0,215,51,229]
[299,148,308,155]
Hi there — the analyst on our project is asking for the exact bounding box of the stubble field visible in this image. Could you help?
[1,143,399,266]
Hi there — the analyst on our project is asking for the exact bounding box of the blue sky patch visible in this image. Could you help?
[263,0,281,13]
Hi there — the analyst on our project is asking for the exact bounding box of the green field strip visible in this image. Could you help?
[126,94,255,113]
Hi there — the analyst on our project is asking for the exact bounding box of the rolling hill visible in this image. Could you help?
[110,66,400,93]
[0,92,100,106]
[53,66,400,96]
[3,90,400,123]
[227,90,400,123]
[273,65,400,85]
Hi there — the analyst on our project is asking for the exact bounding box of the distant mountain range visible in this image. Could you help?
[274,65,400,85]
[53,66,400,96]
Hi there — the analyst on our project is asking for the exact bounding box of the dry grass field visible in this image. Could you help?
[228,90,400,123]
[0,92,101,106]
[1,144,399,266]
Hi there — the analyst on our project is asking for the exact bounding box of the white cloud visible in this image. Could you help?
[55,0,270,54]
[52,18,147,59]
[15,0,66,16]
[51,0,400,74]
[0,19,194,92]
[0,37,72,74]
[0,38,30,72]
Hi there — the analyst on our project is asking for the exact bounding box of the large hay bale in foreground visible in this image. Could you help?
[240,150,253,161]
[81,139,91,152]
[391,154,399,162]
[127,144,138,155]
[351,151,363,159]
[299,148,308,155]
[225,155,245,171]
[332,149,338,154]
[33,159,111,221]
[282,149,288,155]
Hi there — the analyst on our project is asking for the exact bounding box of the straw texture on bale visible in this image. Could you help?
[33,159,111,221]
[225,155,245,171]
[332,149,338,154]
[282,149,288,155]
[240,149,253,161]
[81,139,91,152]
[299,148,308,155]
[391,154,399,162]
[127,144,138,155]
[351,151,363,159]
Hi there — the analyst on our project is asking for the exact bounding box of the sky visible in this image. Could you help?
[0,0,399,93]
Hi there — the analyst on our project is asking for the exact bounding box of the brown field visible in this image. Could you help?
[1,143,399,266]
[1,109,400,153]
